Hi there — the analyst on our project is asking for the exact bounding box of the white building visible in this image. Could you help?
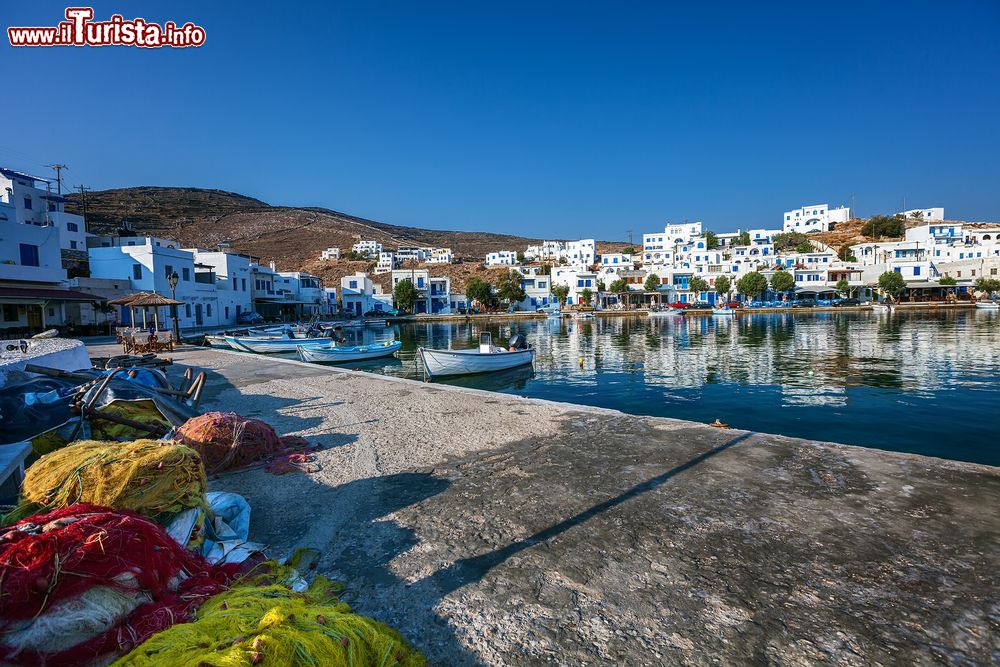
[352,240,383,257]
[782,204,850,233]
[551,267,598,306]
[390,269,452,313]
[565,239,596,268]
[427,248,453,264]
[340,272,381,316]
[524,241,565,262]
[0,167,88,252]
[899,207,945,221]
[320,247,340,260]
[374,252,396,274]
[188,249,253,325]
[600,253,635,270]
[514,266,554,310]
[486,251,519,267]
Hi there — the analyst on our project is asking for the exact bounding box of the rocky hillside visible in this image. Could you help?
[66,187,628,273]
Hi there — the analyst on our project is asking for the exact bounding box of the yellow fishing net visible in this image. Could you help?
[4,439,207,525]
[112,577,426,667]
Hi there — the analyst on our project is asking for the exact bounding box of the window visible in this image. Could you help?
[206,304,212,317]
[241,278,247,291]
[2,304,18,321]
[165,265,174,278]
[185,304,191,318]
[349,280,357,289]
[182,267,190,281]
[913,266,921,276]
[70,240,77,249]
[67,222,78,232]
[133,264,142,279]
[23,197,32,210]
[225,306,230,319]
[19,243,39,266]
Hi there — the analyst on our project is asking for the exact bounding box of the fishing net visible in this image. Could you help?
[113,577,426,667]
[90,399,173,441]
[4,439,207,525]
[173,411,311,474]
[0,504,236,666]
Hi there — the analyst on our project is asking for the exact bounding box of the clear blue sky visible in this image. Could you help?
[3,1,998,238]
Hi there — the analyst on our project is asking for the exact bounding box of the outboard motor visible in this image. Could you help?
[508,333,528,350]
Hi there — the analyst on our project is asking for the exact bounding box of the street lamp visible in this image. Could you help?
[168,271,180,342]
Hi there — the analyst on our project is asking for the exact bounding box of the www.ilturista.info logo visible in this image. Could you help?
[8,7,205,48]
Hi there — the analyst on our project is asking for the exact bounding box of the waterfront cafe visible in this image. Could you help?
[899,280,972,303]
[108,291,185,330]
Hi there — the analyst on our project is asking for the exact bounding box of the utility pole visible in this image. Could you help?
[46,164,67,194]
[44,182,51,226]
[850,193,856,219]
[77,185,90,233]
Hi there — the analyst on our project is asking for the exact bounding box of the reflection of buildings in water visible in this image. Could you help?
[512,313,1000,397]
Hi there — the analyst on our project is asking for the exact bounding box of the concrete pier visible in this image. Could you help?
[88,344,1000,665]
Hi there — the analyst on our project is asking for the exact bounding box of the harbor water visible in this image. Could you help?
[292,309,1000,466]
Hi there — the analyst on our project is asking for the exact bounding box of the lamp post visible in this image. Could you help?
[168,271,180,341]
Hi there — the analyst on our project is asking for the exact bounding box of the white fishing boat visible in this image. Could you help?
[547,310,563,318]
[418,332,534,378]
[975,301,999,310]
[204,334,230,347]
[296,339,402,363]
[870,303,891,312]
[575,311,595,320]
[224,335,332,353]
[711,307,735,316]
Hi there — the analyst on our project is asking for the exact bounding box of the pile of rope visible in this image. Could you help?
[113,577,426,667]
[174,411,311,474]
[0,504,235,666]
[4,439,207,525]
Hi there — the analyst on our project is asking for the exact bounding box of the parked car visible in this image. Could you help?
[792,298,818,308]
[668,302,691,309]
[690,301,713,309]
[834,298,861,307]
[725,301,743,309]
[237,311,265,325]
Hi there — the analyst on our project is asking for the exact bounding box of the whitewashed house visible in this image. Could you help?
[374,252,396,274]
[340,272,380,316]
[782,204,850,233]
[0,167,88,252]
[486,251,518,267]
[600,253,635,270]
[320,247,341,260]
[352,240,383,257]
[565,239,596,268]
[899,207,945,221]
[427,248,453,264]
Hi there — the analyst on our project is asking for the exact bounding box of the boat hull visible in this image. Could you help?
[297,340,402,363]
[418,347,534,378]
[224,336,331,353]
[975,302,999,310]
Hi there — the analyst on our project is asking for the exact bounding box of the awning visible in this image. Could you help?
[0,287,105,302]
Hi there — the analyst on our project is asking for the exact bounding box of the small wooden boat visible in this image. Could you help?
[296,339,402,363]
[975,301,999,310]
[224,335,332,353]
[418,332,534,378]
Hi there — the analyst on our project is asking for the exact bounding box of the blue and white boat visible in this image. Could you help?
[296,339,402,363]
[418,332,534,378]
[224,335,331,354]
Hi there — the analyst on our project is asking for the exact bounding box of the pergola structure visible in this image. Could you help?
[107,292,185,330]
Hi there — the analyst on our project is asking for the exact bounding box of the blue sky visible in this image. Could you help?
[3,1,998,238]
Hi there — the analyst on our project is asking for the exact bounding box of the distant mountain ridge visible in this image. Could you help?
[65,186,627,273]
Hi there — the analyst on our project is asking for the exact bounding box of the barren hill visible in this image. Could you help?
[66,187,628,274]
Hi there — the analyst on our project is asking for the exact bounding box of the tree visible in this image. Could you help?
[835,278,852,297]
[688,276,710,294]
[714,275,731,299]
[939,276,957,286]
[551,283,570,308]
[580,287,593,307]
[770,270,795,294]
[878,271,906,301]
[466,278,495,310]
[516,251,526,264]
[837,243,857,262]
[862,215,906,239]
[643,273,661,292]
[597,280,606,292]
[975,277,1000,295]
[737,231,751,246]
[774,232,813,254]
[622,247,636,255]
[393,279,420,313]
[496,270,526,306]
[705,231,718,249]
[736,271,768,300]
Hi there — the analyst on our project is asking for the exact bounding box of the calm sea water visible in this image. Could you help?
[295,310,1000,466]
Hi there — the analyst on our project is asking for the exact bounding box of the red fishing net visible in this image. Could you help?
[173,411,311,473]
[0,504,237,666]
